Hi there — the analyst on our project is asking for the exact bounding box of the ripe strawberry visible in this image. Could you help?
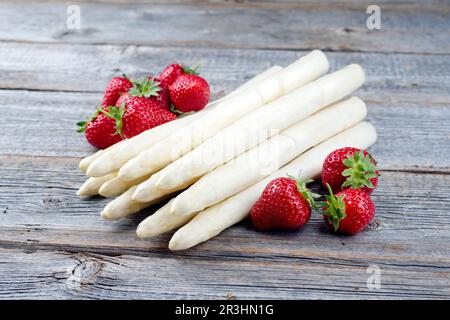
[250,176,319,230]
[101,76,133,107]
[322,184,375,235]
[109,97,176,139]
[169,74,210,113]
[78,97,176,148]
[159,64,199,87]
[77,108,123,149]
[322,147,379,194]
[159,64,185,87]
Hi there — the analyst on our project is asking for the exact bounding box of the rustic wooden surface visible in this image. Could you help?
[0,0,449,300]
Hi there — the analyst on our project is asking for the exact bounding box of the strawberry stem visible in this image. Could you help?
[169,104,186,116]
[341,150,379,190]
[321,183,347,231]
[100,105,126,138]
[129,78,161,98]
[287,173,320,210]
[76,107,103,133]
[182,63,201,75]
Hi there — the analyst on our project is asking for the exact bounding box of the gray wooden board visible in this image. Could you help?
[1,167,450,298]
[0,1,449,54]
[0,247,448,299]
[0,42,449,98]
[1,0,450,300]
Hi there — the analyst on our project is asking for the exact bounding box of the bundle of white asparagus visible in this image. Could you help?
[77,50,377,250]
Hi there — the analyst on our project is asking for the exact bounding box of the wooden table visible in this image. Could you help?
[1,0,449,300]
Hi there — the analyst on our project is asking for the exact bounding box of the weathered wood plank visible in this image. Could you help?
[0,2,449,54]
[0,244,448,299]
[2,170,449,300]
[1,42,449,100]
[1,87,449,171]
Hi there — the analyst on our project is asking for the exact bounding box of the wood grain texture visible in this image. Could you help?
[0,247,448,300]
[0,2,449,54]
[1,42,449,100]
[1,171,449,299]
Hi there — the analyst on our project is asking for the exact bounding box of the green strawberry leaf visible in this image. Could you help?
[287,173,320,210]
[100,105,126,138]
[322,183,346,231]
[341,150,380,190]
[182,63,201,75]
[365,173,380,179]
[129,78,161,98]
[76,107,102,134]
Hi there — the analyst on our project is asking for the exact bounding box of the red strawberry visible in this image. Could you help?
[159,64,199,87]
[109,97,176,139]
[322,147,379,194]
[159,64,185,87]
[78,98,176,148]
[250,176,319,230]
[169,74,210,113]
[77,108,123,149]
[322,184,375,235]
[101,76,133,107]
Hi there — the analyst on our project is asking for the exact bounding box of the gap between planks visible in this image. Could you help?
[1,38,450,57]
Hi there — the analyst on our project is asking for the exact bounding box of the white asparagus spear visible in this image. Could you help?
[168,121,377,250]
[118,51,329,181]
[100,185,171,220]
[76,172,117,197]
[116,97,363,220]
[101,172,197,220]
[131,169,200,203]
[79,149,106,173]
[98,174,151,198]
[85,65,283,178]
[136,199,179,238]
[136,121,377,240]
[155,64,365,191]
[131,95,365,203]
[169,97,367,217]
